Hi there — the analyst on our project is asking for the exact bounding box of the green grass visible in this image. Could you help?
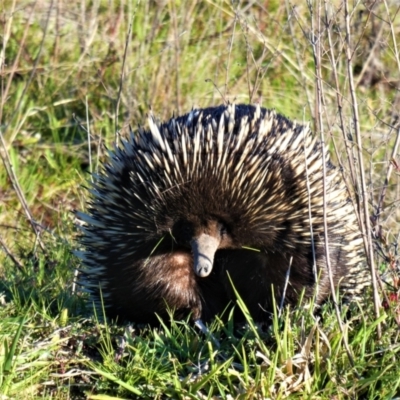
[1,0,400,398]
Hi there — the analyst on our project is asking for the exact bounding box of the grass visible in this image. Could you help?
[1,0,400,398]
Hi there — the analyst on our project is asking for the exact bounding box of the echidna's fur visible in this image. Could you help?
[76,104,369,324]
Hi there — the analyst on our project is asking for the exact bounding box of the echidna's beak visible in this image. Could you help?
[191,234,220,278]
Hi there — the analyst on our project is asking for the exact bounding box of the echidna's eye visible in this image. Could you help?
[182,225,192,239]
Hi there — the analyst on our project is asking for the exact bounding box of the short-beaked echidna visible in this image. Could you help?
[76,104,369,324]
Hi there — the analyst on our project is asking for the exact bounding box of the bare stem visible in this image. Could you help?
[344,0,381,338]
[115,18,134,146]
[307,0,358,370]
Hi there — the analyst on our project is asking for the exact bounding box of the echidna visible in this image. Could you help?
[76,104,369,324]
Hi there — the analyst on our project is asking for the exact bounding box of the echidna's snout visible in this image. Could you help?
[191,234,220,277]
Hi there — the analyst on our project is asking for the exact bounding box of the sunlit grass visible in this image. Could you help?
[1,0,399,398]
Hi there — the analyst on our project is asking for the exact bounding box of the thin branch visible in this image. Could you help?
[224,13,238,99]
[286,2,313,117]
[376,127,400,220]
[344,0,381,338]
[115,18,133,146]
[0,129,45,251]
[0,235,24,271]
[307,0,358,370]
[85,96,93,180]
[0,0,54,252]
[170,0,181,114]
[324,1,358,193]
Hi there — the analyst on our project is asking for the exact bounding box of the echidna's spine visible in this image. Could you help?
[76,103,369,323]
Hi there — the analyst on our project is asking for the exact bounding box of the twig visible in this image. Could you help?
[324,2,358,193]
[302,119,318,297]
[286,3,313,117]
[0,129,45,251]
[205,79,226,104]
[85,96,93,179]
[0,235,23,271]
[382,0,400,73]
[224,12,238,99]
[115,17,134,146]
[0,0,53,252]
[307,0,358,371]
[377,0,400,219]
[240,18,253,101]
[344,0,381,338]
[169,0,181,115]
[376,127,400,221]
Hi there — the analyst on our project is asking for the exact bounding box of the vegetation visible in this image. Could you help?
[1,0,399,398]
